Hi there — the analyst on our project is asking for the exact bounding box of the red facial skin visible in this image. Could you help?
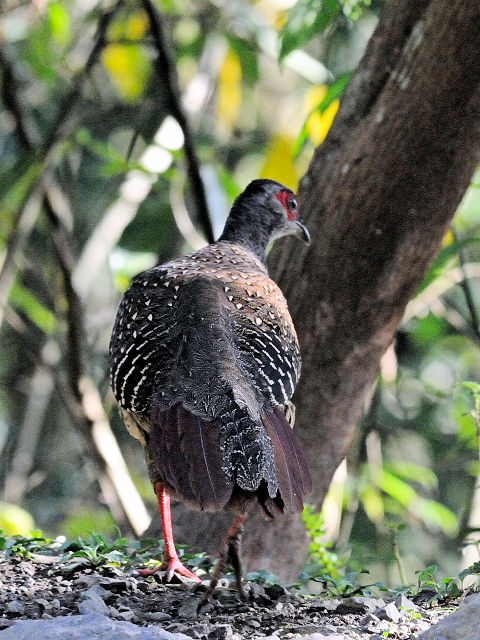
[275,190,299,220]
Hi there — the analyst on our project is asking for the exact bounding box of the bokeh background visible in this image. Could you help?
[1,0,480,588]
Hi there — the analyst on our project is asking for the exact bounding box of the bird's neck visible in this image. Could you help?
[218,221,271,265]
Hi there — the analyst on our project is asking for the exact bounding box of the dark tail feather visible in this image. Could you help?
[262,408,312,514]
[149,403,234,512]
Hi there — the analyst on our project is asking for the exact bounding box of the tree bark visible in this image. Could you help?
[165,0,480,578]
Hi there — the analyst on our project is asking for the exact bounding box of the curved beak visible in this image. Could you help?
[295,219,310,245]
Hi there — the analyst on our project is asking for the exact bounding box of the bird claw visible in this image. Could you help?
[137,565,163,576]
[165,556,202,582]
[138,557,201,582]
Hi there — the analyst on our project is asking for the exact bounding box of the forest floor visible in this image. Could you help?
[0,549,466,640]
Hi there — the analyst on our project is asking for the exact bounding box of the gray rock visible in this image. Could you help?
[75,574,109,588]
[103,579,130,592]
[114,610,135,621]
[0,613,193,640]
[246,619,261,628]
[178,596,201,618]
[247,582,266,597]
[312,598,342,612]
[211,589,240,604]
[77,587,110,616]
[336,596,386,613]
[34,598,52,611]
[207,624,233,639]
[143,612,172,622]
[359,612,380,627]
[5,600,25,615]
[286,626,347,637]
[246,582,271,605]
[418,593,480,639]
[264,584,289,600]
[375,602,401,623]
[395,593,418,613]
[84,584,111,600]
[302,634,350,640]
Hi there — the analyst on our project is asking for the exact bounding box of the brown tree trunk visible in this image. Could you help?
[164,0,480,579]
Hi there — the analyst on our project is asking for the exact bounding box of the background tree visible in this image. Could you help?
[1,0,480,586]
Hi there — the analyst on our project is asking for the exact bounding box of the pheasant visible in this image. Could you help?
[109,179,312,595]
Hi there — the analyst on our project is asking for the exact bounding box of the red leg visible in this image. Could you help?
[139,482,201,582]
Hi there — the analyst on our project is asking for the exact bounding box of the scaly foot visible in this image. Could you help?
[138,556,201,582]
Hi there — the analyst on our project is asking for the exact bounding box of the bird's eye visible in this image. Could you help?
[288,197,298,212]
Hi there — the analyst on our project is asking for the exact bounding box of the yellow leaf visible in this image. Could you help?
[442,229,454,246]
[109,11,147,41]
[102,44,150,101]
[306,98,340,146]
[306,85,328,110]
[124,13,148,40]
[217,49,242,134]
[361,485,385,524]
[260,135,298,189]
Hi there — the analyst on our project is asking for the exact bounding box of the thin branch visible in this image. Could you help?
[452,227,480,342]
[44,0,124,152]
[3,364,54,503]
[0,46,40,149]
[141,0,214,243]
[0,0,122,328]
[0,172,48,329]
[0,9,152,534]
[44,192,152,535]
[0,318,137,533]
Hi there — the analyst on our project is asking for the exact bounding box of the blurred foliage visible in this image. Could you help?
[0,0,480,592]
[0,502,35,536]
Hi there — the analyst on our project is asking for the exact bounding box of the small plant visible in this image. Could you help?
[0,530,7,550]
[398,605,423,621]
[0,530,208,577]
[301,505,346,579]
[244,569,279,584]
[415,565,461,600]
[4,531,55,559]
[307,569,379,597]
[387,522,407,584]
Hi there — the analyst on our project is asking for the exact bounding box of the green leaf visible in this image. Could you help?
[244,569,279,584]
[280,0,342,61]
[416,565,437,582]
[75,129,143,177]
[227,35,259,84]
[461,381,480,393]
[48,1,71,46]
[10,283,58,334]
[0,159,43,224]
[417,237,474,293]
[341,0,372,19]
[459,561,480,581]
[417,500,458,535]
[384,461,438,490]
[378,470,418,506]
[294,71,352,156]
[26,18,58,82]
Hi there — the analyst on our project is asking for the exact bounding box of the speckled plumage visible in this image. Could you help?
[110,179,312,517]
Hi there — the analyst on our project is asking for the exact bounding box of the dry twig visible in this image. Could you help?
[141,0,214,243]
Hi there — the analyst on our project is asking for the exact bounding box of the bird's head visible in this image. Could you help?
[219,179,310,262]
